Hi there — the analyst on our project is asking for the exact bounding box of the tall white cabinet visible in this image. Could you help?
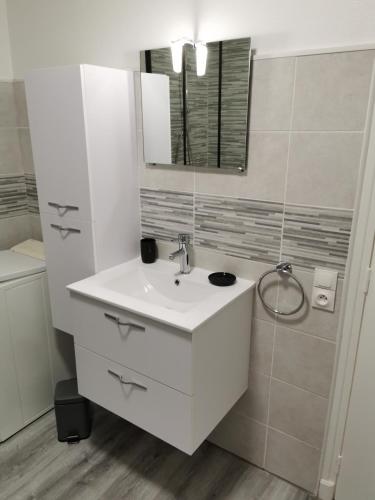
[25,65,140,334]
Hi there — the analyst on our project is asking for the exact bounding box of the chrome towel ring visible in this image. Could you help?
[257,262,305,316]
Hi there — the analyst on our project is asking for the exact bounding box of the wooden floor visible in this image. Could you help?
[0,407,314,500]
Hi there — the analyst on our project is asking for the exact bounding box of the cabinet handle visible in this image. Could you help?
[48,202,79,211]
[107,369,148,390]
[50,223,81,234]
[104,312,145,331]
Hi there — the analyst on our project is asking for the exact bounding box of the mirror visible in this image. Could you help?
[140,37,251,171]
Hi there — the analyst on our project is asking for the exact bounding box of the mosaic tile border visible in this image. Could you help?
[282,204,353,276]
[195,194,283,263]
[0,174,28,219]
[140,188,354,274]
[140,188,194,241]
[25,173,39,214]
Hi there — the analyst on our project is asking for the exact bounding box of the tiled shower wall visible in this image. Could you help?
[139,49,375,492]
[0,79,40,249]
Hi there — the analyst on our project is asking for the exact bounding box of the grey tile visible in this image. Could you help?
[273,326,335,397]
[209,412,266,468]
[0,175,27,218]
[250,57,296,130]
[0,128,23,175]
[140,188,193,241]
[293,50,375,131]
[0,82,17,127]
[25,173,39,214]
[269,378,328,448]
[233,370,270,423]
[276,269,343,341]
[13,81,29,127]
[195,132,289,202]
[282,204,353,276]
[0,214,32,250]
[140,161,195,192]
[18,128,34,174]
[250,318,275,375]
[30,214,42,241]
[265,428,321,492]
[286,132,363,209]
[194,194,283,263]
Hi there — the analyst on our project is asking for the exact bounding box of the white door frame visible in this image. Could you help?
[318,63,375,500]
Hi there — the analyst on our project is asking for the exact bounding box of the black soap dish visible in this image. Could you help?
[208,272,236,287]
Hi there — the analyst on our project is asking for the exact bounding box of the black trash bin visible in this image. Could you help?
[54,378,91,443]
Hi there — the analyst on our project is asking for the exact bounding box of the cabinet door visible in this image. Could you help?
[6,276,54,424]
[25,66,92,221]
[41,213,96,334]
[0,289,23,441]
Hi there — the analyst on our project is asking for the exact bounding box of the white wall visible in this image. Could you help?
[6,0,375,78]
[0,0,13,78]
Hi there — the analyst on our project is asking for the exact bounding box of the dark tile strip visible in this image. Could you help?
[140,188,194,241]
[282,204,353,276]
[0,174,28,218]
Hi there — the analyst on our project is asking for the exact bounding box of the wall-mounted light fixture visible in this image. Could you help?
[195,42,207,77]
[171,39,207,76]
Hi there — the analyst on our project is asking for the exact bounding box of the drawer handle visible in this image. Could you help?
[50,223,81,234]
[104,312,145,331]
[48,202,79,211]
[107,369,148,390]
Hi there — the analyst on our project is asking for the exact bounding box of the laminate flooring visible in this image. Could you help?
[0,407,316,500]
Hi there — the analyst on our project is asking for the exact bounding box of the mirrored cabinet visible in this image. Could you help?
[140,37,251,171]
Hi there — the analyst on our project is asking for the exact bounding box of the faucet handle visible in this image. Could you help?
[178,233,190,244]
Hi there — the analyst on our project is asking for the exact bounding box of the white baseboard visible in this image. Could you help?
[318,479,336,500]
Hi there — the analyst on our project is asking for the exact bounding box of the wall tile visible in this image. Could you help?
[195,194,283,263]
[209,412,266,467]
[13,81,29,127]
[273,326,335,397]
[0,128,23,175]
[276,270,343,341]
[140,188,193,241]
[30,214,42,241]
[0,82,17,127]
[282,204,353,276]
[249,57,295,131]
[0,214,32,250]
[18,128,34,174]
[265,428,320,492]
[269,379,328,448]
[0,175,27,218]
[250,318,274,375]
[195,132,289,202]
[140,162,195,192]
[286,132,363,209]
[233,370,270,423]
[293,50,375,131]
[25,173,39,214]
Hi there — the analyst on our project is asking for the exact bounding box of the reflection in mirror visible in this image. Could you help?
[140,37,251,171]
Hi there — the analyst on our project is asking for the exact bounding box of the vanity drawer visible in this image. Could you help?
[71,295,193,395]
[75,345,193,453]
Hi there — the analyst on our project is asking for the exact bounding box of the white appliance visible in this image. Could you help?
[0,243,72,442]
[25,65,140,335]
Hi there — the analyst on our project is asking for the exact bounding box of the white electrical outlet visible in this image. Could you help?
[312,287,336,312]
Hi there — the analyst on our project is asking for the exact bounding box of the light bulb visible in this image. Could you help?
[171,40,184,73]
[195,42,207,76]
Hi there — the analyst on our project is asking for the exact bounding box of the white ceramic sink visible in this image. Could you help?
[67,258,255,331]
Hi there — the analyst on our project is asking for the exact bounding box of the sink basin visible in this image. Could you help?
[67,258,255,331]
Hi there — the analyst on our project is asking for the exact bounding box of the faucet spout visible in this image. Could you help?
[169,248,184,260]
[169,234,191,274]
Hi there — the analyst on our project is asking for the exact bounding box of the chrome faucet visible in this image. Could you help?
[169,234,191,274]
